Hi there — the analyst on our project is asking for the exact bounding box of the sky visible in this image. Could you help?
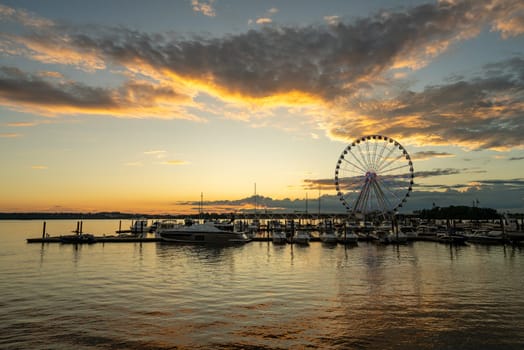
[0,0,524,215]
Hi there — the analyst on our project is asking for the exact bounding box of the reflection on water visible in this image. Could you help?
[1,220,523,349]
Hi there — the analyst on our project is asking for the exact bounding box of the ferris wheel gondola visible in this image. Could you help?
[334,135,414,219]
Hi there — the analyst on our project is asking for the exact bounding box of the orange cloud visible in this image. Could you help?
[256,18,272,24]
[0,133,21,138]
[16,36,106,72]
[191,0,215,17]
[162,160,188,165]
[6,121,38,127]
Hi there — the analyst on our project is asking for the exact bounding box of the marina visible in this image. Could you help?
[25,217,524,245]
[3,219,524,349]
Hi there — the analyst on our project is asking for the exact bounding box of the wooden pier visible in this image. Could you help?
[27,236,161,244]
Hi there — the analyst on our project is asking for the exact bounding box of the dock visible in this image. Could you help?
[27,236,162,243]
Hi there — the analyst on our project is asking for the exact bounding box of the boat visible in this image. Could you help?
[400,225,418,241]
[436,231,467,244]
[269,220,287,244]
[272,231,287,244]
[290,229,310,245]
[466,229,506,244]
[319,220,338,244]
[246,218,260,239]
[337,224,359,244]
[155,220,251,244]
[416,224,440,241]
[320,230,338,244]
[382,231,408,244]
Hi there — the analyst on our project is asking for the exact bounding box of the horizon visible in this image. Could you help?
[1,0,524,214]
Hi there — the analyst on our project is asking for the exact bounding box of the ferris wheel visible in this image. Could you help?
[334,135,414,218]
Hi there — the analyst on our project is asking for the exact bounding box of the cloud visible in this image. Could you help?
[415,168,461,178]
[173,175,524,213]
[509,156,524,161]
[491,2,524,38]
[1,1,524,150]
[0,66,199,120]
[191,0,216,17]
[412,151,455,160]
[162,160,188,165]
[0,132,21,138]
[0,4,53,28]
[31,165,48,169]
[255,18,272,25]
[323,16,340,26]
[327,56,524,150]
[250,7,279,26]
[6,121,38,127]
[302,178,337,191]
[144,150,167,158]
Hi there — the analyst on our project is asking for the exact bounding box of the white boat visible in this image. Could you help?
[319,220,338,244]
[272,231,287,244]
[247,218,260,238]
[116,218,157,237]
[466,229,505,244]
[156,220,251,244]
[130,218,158,235]
[320,230,338,244]
[436,231,467,244]
[400,225,418,241]
[336,225,359,244]
[383,231,408,244]
[291,229,310,245]
[268,220,287,244]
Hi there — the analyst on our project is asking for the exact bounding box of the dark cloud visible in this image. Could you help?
[177,179,524,213]
[2,1,524,149]
[478,179,524,186]
[11,0,519,101]
[0,66,116,108]
[412,151,454,160]
[329,56,524,149]
[0,66,190,117]
[509,156,524,161]
[406,178,524,212]
[415,168,461,178]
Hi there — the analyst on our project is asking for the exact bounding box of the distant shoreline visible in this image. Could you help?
[1,206,523,221]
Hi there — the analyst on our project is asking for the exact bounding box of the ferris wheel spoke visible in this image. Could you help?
[374,141,388,169]
[377,153,404,173]
[370,139,381,169]
[376,178,411,211]
[376,176,404,205]
[341,157,368,174]
[371,180,391,213]
[364,139,373,169]
[356,143,372,170]
[353,180,371,213]
[348,148,370,173]
[376,144,397,170]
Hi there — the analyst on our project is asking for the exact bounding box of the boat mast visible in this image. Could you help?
[200,192,203,222]
[318,185,321,218]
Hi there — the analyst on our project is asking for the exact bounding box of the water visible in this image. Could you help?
[1,220,524,349]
